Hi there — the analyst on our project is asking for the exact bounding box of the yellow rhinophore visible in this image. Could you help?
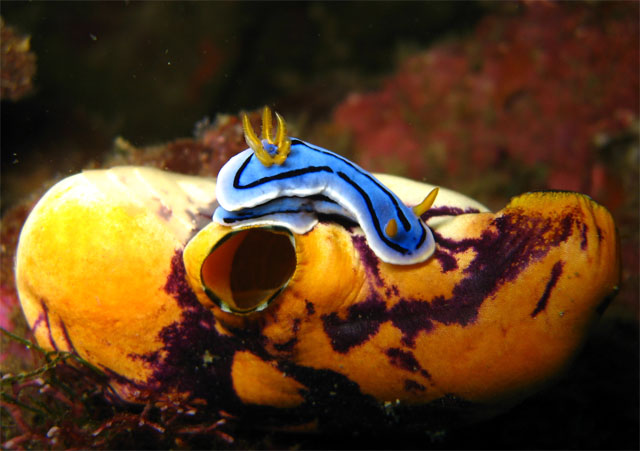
[242,106,291,167]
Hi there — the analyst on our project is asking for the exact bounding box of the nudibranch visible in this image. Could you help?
[213,107,438,265]
[15,129,619,432]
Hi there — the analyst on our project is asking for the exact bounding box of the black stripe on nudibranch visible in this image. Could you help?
[337,171,416,255]
[233,153,335,189]
[230,142,427,256]
[236,140,413,230]
[292,139,412,231]
[220,208,309,223]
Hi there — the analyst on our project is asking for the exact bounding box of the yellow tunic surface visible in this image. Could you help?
[15,166,619,429]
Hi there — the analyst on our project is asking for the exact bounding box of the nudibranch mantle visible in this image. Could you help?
[214,108,437,265]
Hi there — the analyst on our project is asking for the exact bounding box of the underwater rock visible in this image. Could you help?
[0,17,36,102]
[15,165,619,431]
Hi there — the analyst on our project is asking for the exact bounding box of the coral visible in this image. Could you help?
[0,17,36,101]
[0,203,38,374]
[0,329,235,449]
[105,112,255,177]
[334,2,639,199]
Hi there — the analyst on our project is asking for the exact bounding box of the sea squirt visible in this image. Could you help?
[14,117,619,432]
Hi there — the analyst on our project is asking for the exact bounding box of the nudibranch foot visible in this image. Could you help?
[213,196,355,234]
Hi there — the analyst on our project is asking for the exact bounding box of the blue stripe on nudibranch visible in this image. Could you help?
[214,133,436,265]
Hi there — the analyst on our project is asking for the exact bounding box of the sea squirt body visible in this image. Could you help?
[15,166,620,431]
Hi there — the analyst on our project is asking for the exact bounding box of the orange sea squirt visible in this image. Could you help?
[15,167,619,430]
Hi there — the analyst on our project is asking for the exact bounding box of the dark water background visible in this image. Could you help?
[1,2,637,449]
[1,2,481,207]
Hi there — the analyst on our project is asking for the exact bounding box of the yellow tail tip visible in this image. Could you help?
[412,187,439,217]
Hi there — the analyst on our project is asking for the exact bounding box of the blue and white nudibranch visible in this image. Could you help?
[213,107,439,265]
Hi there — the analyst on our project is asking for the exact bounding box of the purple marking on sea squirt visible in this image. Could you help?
[580,223,588,250]
[159,251,376,422]
[138,250,425,429]
[384,285,400,297]
[321,295,387,354]
[273,337,298,353]
[387,299,435,347]
[386,347,432,379]
[433,248,458,272]
[130,250,478,430]
[421,206,480,222]
[38,299,58,351]
[404,379,426,392]
[322,208,578,351]
[59,319,79,354]
[157,204,172,221]
[352,219,457,276]
[273,318,302,352]
[165,252,201,308]
[530,261,565,318]
[305,300,316,316]
[407,211,574,327]
[31,308,46,334]
[184,203,220,240]
[351,235,384,287]
[350,207,476,275]
[145,249,250,410]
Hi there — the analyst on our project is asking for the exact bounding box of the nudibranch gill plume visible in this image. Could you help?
[213,106,439,266]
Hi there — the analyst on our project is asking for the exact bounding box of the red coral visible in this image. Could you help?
[334,2,639,195]
[197,113,252,175]
[0,203,35,369]
[104,112,253,178]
